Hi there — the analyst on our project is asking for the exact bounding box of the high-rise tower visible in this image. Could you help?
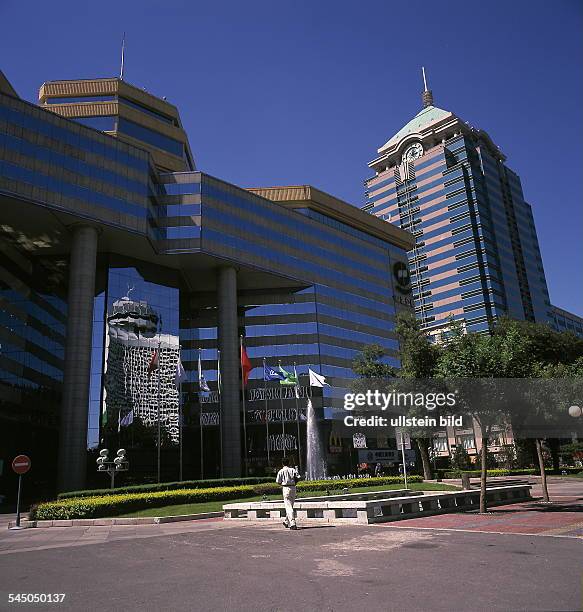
[363,70,552,336]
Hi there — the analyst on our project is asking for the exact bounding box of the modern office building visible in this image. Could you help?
[0,72,414,494]
[363,74,553,335]
[550,305,583,338]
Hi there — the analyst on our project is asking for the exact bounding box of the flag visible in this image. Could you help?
[309,368,329,387]
[293,364,300,398]
[279,364,298,386]
[101,402,108,427]
[120,410,134,427]
[147,350,159,376]
[264,361,284,381]
[175,357,188,387]
[198,351,210,392]
[241,344,253,387]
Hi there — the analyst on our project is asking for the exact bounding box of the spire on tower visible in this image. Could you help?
[421,66,434,108]
[119,33,126,80]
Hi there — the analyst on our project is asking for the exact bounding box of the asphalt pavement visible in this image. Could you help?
[0,476,581,612]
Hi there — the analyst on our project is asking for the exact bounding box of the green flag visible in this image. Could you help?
[279,365,298,386]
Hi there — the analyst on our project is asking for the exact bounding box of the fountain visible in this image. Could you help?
[306,398,326,480]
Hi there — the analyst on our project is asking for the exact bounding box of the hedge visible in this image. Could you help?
[254,475,422,497]
[57,477,273,500]
[441,468,582,478]
[31,486,254,520]
[33,476,422,520]
[442,469,537,478]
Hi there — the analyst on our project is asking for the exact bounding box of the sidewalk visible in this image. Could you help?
[382,475,583,538]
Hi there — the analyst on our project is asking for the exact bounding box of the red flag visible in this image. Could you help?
[147,350,159,376]
[241,344,252,387]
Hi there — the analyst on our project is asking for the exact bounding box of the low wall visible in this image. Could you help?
[223,485,532,525]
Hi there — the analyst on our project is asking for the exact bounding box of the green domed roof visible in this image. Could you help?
[379,105,454,152]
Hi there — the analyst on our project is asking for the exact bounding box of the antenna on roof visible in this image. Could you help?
[119,32,126,80]
[421,66,434,108]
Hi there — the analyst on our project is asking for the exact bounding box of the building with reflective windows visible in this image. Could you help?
[550,305,583,339]
[104,296,180,443]
[363,77,553,335]
[0,72,414,494]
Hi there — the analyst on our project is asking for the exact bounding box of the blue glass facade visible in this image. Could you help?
[0,84,413,490]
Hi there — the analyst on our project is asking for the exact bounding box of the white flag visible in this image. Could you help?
[309,368,329,388]
[198,351,210,392]
[175,357,187,386]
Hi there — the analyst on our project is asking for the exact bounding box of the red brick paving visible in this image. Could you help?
[380,495,583,537]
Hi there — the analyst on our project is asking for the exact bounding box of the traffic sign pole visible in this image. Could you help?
[10,454,31,531]
[14,474,22,528]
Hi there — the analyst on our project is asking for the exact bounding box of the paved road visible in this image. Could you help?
[0,477,580,612]
[0,521,581,612]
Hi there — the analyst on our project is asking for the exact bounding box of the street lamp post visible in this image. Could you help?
[96,448,129,489]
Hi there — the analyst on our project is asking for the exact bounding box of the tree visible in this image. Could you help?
[435,322,525,512]
[450,445,471,471]
[559,441,583,466]
[497,444,517,470]
[353,344,397,379]
[492,319,583,503]
[526,358,583,501]
[394,311,442,480]
[493,319,583,485]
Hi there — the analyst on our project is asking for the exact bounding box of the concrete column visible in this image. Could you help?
[217,266,241,476]
[57,225,98,492]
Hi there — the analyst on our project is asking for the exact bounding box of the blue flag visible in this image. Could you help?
[120,410,134,427]
[264,362,284,381]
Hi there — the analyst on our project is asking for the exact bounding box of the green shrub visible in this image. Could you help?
[450,446,471,471]
[296,475,421,493]
[32,486,255,520]
[252,483,281,496]
[34,475,423,520]
[57,477,272,500]
[443,468,538,478]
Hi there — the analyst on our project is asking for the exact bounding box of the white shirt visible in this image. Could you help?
[276,466,300,487]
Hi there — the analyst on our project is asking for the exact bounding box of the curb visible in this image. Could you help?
[8,511,223,529]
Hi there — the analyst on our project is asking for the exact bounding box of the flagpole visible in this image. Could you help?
[240,336,249,476]
[263,358,270,468]
[157,337,161,484]
[278,361,286,458]
[179,378,183,481]
[294,364,302,473]
[218,349,223,478]
[178,344,183,482]
[199,347,204,480]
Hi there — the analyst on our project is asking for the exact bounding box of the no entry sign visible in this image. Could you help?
[12,455,31,475]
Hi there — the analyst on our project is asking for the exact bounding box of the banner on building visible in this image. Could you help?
[200,412,220,426]
[249,407,305,424]
[248,386,311,402]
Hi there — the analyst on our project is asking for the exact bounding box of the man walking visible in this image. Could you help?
[276,458,301,530]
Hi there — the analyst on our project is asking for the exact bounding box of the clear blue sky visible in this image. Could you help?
[1,0,582,315]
